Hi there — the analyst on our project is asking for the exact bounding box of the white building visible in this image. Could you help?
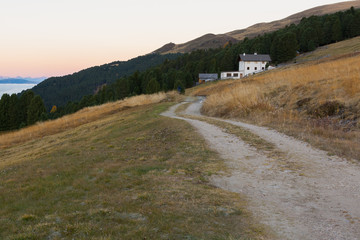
[221,53,271,80]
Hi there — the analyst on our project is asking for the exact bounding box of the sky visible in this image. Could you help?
[0,0,353,78]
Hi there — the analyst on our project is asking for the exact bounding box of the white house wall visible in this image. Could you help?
[239,61,267,76]
[239,61,245,71]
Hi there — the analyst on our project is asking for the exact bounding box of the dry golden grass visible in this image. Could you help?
[194,53,360,160]
[0,92,180,149]
[199,54,360,116]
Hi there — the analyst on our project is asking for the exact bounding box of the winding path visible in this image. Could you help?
[161,98,360,240]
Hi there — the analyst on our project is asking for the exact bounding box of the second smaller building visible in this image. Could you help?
[198,73,218,84]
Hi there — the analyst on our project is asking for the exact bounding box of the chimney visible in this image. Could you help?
[243,53,246,56]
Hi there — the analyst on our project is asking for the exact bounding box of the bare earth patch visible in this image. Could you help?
[162,98,360,240]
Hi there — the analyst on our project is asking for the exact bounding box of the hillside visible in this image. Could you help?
[190,39,360,161]
[0,93,266,239]
[31,53,180,110]
[155,0,360,54]
[295,35,360,62]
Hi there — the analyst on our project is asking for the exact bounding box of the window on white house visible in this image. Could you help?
[262,67,265,70]
[255,67,257,70]
[227,73,231,77]
[233,73,238,77]
[247,67,250,70]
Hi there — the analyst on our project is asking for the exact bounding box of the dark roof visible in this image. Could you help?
[239,54,271,62]
[199,73,218,80]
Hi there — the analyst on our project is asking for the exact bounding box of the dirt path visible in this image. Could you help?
[161,98,360,240]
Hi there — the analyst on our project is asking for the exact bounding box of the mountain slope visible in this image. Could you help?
[155,0,360,54]
[32,53,180,110]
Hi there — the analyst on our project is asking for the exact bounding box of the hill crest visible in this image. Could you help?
[153,34,238,54]
[155,1,360,54]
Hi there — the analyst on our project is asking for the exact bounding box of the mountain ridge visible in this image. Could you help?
[153,34,239,54]
[155,0,360,54]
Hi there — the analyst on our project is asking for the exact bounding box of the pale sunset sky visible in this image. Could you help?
[0,0,353,78]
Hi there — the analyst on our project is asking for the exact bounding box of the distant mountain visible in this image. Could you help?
[24,77,47,83]
[32,53,180,110]
[154,1,360,54]
[0,76,46,84]
[0,78,37,84]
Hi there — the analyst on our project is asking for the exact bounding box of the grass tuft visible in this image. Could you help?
[20,214,36,222]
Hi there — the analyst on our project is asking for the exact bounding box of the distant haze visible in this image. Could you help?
[0,84,37,98]
[0,0,354,77]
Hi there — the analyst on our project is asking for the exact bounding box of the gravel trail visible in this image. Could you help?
[161,98,360,240]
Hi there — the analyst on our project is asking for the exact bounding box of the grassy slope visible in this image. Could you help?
[191,39,360,161]
[296,36,360,63]
[0,99,266,239]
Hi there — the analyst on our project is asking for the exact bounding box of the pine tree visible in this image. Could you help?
[349,12,360,37]
[0,94,11,131]
[114,78,129,100]
[146,78,160,94]
[300,27,318,52]
[8,94,20,130]
[271,33,298,63]
[331,16,343,42]
[220,50,235,71]
[174,79,185,94]
[18,90,35,127]
[27,95,47,125]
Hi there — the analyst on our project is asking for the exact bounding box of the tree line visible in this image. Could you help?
[0,91,46,131]
[1,7,360,132]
